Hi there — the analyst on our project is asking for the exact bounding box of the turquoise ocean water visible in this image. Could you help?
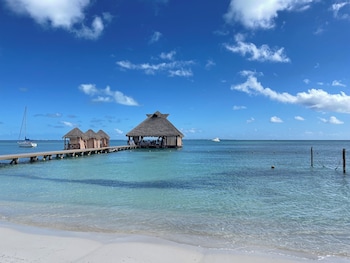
[1,140,350,261]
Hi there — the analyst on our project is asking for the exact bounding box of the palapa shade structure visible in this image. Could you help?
[97,129,110,147]
[63,128,111,150]
[84,129,101,149]
[62,127,87,150]
[126,111,184,148]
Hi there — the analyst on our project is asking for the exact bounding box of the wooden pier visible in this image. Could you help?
[0,145,137,165]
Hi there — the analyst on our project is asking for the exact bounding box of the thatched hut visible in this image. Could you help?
[126,111,184,148]
[84,129,101,149]
[63,127,87,150]
[97,129,110,147]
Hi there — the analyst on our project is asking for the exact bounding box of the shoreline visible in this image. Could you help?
[1,222,349,263]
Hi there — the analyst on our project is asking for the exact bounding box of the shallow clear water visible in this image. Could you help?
[1,140,350,260]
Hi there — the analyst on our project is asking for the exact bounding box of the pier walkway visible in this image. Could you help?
[0,145,137,165]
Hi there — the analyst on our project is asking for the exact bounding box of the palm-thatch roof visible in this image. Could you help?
[63,127,87,139]
[97,129,110,139]
[126,111,184,137]
[85,129,101,139]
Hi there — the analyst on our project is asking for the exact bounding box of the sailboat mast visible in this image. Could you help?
[19,106,27,140]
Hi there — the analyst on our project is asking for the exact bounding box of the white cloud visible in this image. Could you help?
[332,2,350,20]
[160,51,176,60]
[270,116,283,123]
[232,71,350,114]
[79,84,139,106]
[332,80,347,87]
[169,69,193,77]
[303,79,310,84]
[233,105,247,110]
[4,0,109,39]
[319,116,344,125]
[149,31,162,44]
[61,121,74,127]
[116,59,195,77]
[224,34,290,62]
[224,0,313,29]
[79,84,99,95]
[115,128,123,134]
[92,96,112,103]
[247,117,255,123]
[205,59,216,70]
[74,16,104,40]
[294,116,305,121]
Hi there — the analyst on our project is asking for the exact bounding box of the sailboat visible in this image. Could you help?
[17,107,37,148]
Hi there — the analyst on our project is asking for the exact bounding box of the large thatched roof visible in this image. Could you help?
[126,111,184,137]
[97,129,110,139]
[85,129,101,139]
[63,127,87,139]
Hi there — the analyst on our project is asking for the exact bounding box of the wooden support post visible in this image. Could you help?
[311,147,314,168]
[10,158,18,165]
[343,148,346,174]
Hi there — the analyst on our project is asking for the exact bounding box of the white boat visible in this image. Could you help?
[17,107,37,148]
[212,137,220,142]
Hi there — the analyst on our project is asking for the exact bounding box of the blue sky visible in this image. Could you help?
[1,0,350,140]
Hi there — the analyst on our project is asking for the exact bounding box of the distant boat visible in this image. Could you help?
[212,137,220,142]
[17,107,37,148]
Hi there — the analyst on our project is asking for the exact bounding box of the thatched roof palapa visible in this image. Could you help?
[62,127,87,139]
[84,129,101,139]
[97,129,110,139]
[126,111,184,138]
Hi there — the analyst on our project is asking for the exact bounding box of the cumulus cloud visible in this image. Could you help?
[61,121,75,127]
[116,54,195,77]
[4,0,109,39]
[115,128,123,135]
[79,84,139,106]
[332,80,347,87]
[303,79,310,84]
[270,116,283,123]
[294,116,305,121]
[160,51,176,60]
[74,16,105,40]
[224,34,290,62]
[224,0,313,29]
[231,71,350,114]
[331,1,350,20]
[319,116,344,125]
[169,69,193,77]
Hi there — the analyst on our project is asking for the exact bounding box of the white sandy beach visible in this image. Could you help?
[0,224,314,263]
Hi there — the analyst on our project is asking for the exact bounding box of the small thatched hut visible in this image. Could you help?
[97,129,110,147]
[63,127,87,150]
[84,129,101,149]
[126,111,184,148]
[63,128,111,150]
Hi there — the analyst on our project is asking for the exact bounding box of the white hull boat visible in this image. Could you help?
[17,107,37,148]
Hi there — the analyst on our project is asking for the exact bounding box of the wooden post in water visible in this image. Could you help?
[311,147,314,167]
[343,148,346,174]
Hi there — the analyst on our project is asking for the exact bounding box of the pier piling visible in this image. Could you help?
[343,148,346,174]
[0,145,137,165]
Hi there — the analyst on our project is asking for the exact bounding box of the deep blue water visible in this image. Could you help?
[0,140,350,261]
